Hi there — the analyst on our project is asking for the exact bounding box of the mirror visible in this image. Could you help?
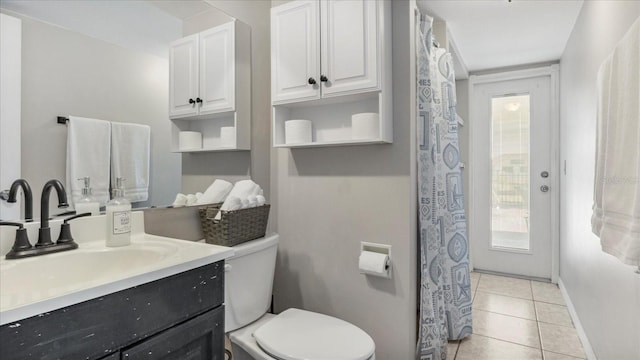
[0,0,250,217]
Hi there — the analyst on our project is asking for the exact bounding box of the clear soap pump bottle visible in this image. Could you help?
[75,177,100,216]
[105,177,131,247]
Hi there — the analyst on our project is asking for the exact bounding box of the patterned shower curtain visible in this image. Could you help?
[416,13,472,360]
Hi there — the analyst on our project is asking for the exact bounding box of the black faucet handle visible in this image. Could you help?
[57,212,91,245]
[1,222,33,256]
[0,221,24,229]
[63,212,91,224]
[0,190,9,201]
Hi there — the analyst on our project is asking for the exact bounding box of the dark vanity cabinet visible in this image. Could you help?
[0,261,225,360]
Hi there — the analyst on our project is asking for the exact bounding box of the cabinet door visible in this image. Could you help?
[122,306,224,360]
[321,0,379,97]
[199,22,235,115]
[271,0,320,104]
[169,34,199,118]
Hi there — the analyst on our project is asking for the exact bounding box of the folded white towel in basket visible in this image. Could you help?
[197,179,233,205]
[215,180,263,219]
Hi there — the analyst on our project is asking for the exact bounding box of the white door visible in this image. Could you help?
[199,22,235,115]
[470,70,558,279]
[320,0,379,97]
[169,33,199,118]
[271,0,320,104]
[0,14,21,221]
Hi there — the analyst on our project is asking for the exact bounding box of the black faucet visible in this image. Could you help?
[37,179,69,248]
[2,212,88,260]
[7,179,33,222]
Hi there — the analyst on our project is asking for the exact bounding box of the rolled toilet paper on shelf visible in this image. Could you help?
[358,251,390,277]
[220,126,236,147]
[285,120,312,144]
[351,113,379,140]
[179,131,202,150]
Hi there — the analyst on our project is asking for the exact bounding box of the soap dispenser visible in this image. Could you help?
[75,177,100,216]
[105,177,131,247]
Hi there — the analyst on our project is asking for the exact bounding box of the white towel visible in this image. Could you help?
[66,116,111,207]
[186,194,198,206]
[197,179,233,205]
[110,122,151,203]
[591,18,640,266]
[172,193,187,207]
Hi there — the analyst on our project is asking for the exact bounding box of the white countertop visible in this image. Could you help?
[0,212,234,325]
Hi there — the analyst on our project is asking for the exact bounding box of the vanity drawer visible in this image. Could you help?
[0,261,224,360]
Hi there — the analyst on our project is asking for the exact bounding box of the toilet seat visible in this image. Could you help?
[253,308,375,360]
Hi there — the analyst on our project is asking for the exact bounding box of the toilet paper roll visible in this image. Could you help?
[220,126,236,147]
[351,113,379,140]
[285,120,313,144]
[358,251,390,277]
[179,131,202,150]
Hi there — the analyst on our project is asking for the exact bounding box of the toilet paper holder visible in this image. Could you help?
[359,242,392,279]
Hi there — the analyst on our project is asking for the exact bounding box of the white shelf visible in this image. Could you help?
[274,138,389,149]
[172,147,246,153]
[272,92,392,148]
[171,113,249,152]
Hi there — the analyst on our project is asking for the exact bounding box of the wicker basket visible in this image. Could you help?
[198,203,270,247]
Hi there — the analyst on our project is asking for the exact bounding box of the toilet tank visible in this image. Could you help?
[224,234,279,332]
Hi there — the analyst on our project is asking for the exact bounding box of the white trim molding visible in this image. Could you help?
[558,278,597,360]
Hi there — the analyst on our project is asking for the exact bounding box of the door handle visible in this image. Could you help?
[541,171,549,178]
[540,185,550,192]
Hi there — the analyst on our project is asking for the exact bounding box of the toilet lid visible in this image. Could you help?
[253,308,375,360]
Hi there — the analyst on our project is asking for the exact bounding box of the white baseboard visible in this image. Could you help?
[557,278,597,360]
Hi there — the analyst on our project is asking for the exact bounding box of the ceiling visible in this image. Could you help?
[146,0,215,20]
[418,0,584,74]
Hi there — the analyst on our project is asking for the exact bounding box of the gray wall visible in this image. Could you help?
[270,0,417,357]
[559,1,640,359]
[181,0,272,209]
[7,11,181,217]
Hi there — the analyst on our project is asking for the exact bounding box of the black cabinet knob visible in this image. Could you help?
[320,75,328,82]
[196,97,203,104]
[188,98,195,104]
[308,77,317,85]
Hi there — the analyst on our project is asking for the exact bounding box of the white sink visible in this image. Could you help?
[0,212,233,325]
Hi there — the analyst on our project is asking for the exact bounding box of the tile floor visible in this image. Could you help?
[448,272,587,360]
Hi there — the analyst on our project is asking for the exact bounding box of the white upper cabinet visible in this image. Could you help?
[169,20,251,152]
[271,0,381,105]
[199,23,235,115]
[320,0,378,97]
[271,0,320,104]
[169,34,199,118]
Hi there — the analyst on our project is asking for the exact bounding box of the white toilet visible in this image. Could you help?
[224,234,375,360]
